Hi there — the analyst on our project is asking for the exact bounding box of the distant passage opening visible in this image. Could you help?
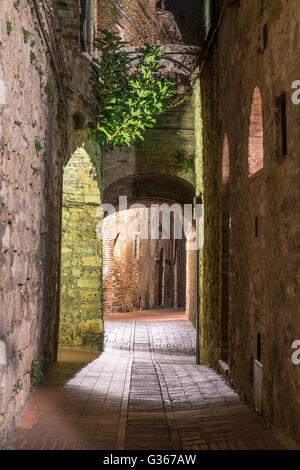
[58,147,103,355]
[102,201,186,314]
[102,173,197,326]
[220,135,230,363]
[248,87,264,177]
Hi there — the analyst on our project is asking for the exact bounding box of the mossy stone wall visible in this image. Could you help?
[59,147,103,351]
[103,98,196,189]
[194,60,221,369]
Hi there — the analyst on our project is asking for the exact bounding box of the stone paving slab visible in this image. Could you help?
[12,309,281,450]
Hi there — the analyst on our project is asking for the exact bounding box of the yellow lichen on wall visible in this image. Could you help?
[194,67,221,368]
[59,147,103,351]
[194,75,205,364]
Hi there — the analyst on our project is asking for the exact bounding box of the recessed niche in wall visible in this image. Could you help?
[263,23,268,52]
[257,332,262,363]
[255,216,259,238]
[248,87,264,177]
[275,91,288,160]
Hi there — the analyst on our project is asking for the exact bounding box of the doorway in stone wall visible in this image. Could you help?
[101,173,197,325]
[57,147,104,356]
[102,201,187,314]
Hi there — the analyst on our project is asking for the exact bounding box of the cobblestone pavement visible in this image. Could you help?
[12,310,280,450]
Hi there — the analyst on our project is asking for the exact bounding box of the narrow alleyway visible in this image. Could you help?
[12,311,280,450]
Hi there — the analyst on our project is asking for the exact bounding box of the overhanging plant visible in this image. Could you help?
[89,29,178,147]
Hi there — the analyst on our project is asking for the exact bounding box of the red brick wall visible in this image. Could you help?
[103,202,186,313]
[186,229,197,327]
[56,0,181,53]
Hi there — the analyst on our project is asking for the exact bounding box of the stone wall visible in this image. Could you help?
[0,0,195,449]
[194,55,220,369]
[59,147,103,350]
[196,0,300,448]
[0,0,105,448]
[57,0,181,53]
[97,0,182,46]
[0,0,62,448]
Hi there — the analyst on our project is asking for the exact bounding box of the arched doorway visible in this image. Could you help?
[248,87,264,177]
[102,173,196,321]
[102,201,186,313]
[58,147,103,353]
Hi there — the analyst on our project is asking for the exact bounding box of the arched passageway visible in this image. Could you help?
[102,173,196,322]
[103,203,186,314]
[58,147,103,352]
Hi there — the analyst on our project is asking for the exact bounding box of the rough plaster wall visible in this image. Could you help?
[59,148,103,350]
[0,1,61,448]
[198,0,300,448]
[0,0,104,448]
[103,204,186,313]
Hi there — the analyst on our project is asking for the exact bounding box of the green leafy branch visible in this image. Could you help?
[13,379,23,394]
[89,29,178,147]
[30,356,44,387]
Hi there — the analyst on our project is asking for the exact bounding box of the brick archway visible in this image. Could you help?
[103,173,195,208]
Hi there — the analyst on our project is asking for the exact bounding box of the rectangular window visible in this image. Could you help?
[204,0,212,37]
[87,0,92,51]
[275,92,288,159]
[255,216,259,238]
[79,0,93,52]
[263,23,268,51]
[257,333,262,363]
[79,0,87,51]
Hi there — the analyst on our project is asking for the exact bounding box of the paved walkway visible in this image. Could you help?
[12,310,280,450]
